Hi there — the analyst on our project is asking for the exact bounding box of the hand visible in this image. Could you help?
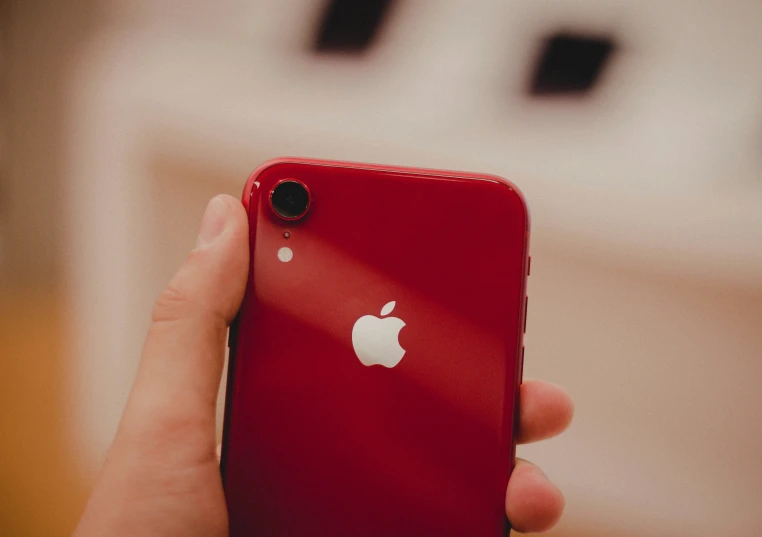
[73,195,573,537]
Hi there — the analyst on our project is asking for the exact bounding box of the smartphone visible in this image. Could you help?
[221,158,530,536]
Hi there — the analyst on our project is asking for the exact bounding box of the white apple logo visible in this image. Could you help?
[351,301,406,368]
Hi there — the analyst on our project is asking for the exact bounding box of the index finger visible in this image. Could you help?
[517,379,574,444]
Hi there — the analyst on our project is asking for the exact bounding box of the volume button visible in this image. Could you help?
[520,346,525,382]
[523,296,528,333]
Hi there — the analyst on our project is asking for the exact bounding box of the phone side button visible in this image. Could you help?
[527,256,531,276]
[523,296,528,333]
[520,346,525,382]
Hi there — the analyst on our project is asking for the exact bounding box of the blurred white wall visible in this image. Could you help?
[42,1,762,536]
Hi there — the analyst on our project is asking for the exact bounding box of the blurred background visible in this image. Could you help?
[2,0,762,535]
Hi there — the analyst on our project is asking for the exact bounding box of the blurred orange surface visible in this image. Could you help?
[0,287,88,536]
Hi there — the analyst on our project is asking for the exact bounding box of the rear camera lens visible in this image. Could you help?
[270,180,311,220]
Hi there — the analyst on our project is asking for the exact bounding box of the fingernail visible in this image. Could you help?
[196,196,228,249]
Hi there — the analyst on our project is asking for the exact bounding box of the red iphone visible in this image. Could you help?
[221,158,530,536]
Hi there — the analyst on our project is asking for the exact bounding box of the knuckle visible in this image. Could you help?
[152,283,196,324]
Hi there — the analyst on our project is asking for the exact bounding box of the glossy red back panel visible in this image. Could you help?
[222,159,529,537]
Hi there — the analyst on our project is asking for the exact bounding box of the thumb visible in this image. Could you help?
[116,194,249,449]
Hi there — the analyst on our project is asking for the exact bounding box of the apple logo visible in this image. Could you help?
[351,301,406,368]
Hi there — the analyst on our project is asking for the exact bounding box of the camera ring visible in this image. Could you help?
[269,179,311,221]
